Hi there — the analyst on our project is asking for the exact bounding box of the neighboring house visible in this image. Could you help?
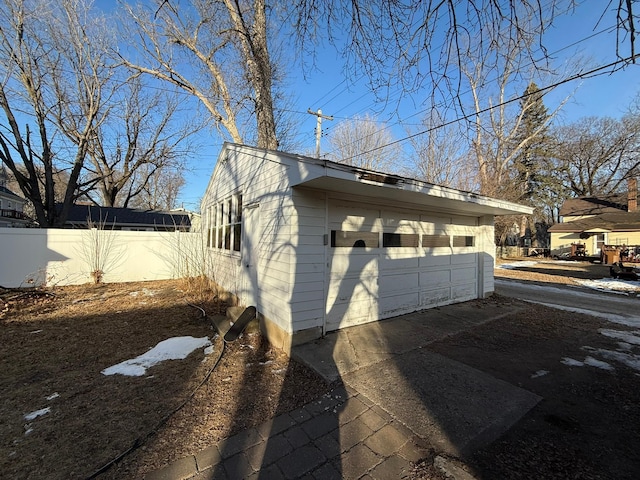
[202,143,532,351]
[0,185,31,228]
[61,204,192,231]
[548,179,640,258]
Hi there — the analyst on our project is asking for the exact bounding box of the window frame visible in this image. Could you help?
[209,193,242,254]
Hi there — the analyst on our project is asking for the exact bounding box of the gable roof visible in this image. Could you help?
[548,211,640,233]
[0,185,26,202]
[62,204,191,229]
[559,193,631,216]
[219,143,533,217]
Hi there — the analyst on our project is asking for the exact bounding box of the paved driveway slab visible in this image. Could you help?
[342,348,541,456]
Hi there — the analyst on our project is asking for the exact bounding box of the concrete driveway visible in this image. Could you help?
[292,299,541,459]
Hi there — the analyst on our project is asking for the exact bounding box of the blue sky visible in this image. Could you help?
[137,3,640,211]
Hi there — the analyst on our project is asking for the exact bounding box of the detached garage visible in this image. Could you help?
[202,143,532,352]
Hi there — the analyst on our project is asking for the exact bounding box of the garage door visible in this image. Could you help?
[325,201,478,331]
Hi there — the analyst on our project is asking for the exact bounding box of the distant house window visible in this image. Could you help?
[383,232,419,247]
[422,234,450,248]
[453,235,475,247]
[331,230,379,248]
[212,194,242,252]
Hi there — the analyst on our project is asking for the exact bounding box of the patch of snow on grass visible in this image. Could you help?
[531,370,549,378]
[561,357,584,367]
[599,329,640,345]
[46,393,59,401]
[561,356,614,370]
[498,261,539,270]
[576,278,640,293]
[589,348,640,372]
[24,407,51,421]
[102,336,212,377]
[129,288,159,297]
[583,356,614,370]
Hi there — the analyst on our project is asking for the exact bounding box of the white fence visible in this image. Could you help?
[0,228,204,288]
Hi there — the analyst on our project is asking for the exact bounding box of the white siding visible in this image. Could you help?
[202,147,304,335]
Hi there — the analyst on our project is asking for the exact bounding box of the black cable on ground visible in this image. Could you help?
[84,305,225,480]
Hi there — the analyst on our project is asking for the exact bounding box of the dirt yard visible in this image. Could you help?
[0,279,329,479]
[2,261,639,479]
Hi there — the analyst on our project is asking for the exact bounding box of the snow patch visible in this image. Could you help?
[583,356,614,371]
[561,356,614,370]
[599,329,640,345]
[129,288,158,297]
[531,370,549,378]
[46,393,59,401]
[498,261,539,270]
[561,357,584,367]
[576,278,640,293]
[102,336,211,377]
[24,407,51,421]
[587,348,640,372]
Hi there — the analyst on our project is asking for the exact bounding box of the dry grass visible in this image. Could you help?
[495,258,610,285]
[0,279,329,479]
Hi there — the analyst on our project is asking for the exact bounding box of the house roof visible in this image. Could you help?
[559,194,630,216]
[0,185,26,202]
[548,211,640,233]
[220,143,533,217]
[62,204,191,229]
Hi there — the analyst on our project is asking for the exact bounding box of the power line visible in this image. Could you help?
[338,54,640,164]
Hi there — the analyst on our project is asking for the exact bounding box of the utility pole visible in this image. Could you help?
[307,108,333,158]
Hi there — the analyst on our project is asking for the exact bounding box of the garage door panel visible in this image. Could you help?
[378,272,419,292]
[326,297,378,329]
[452,283,476,300]
[329,253,378,276]
[420,288,451,307]
[420,254,452,267]
[379,291,421,316]
[327,277,377,303]
[451,267,475,283]
[452,252,477,265]
[420,269,451,288]
[380,254,420,271]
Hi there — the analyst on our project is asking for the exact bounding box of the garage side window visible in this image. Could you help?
[383,233,419,247]
[422,234,450,248]
[207,204,217,248]
[453,235,475,247]
[213,194,242,252]
[233,194,242,252]
[331,230,379,248]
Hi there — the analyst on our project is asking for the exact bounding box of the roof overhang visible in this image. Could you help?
[289,159,533,217]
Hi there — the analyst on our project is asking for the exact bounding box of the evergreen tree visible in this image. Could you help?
[513,82,551,204]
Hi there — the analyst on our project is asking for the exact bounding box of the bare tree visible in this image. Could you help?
[327,114,403,172]
[459,22,570,199]
[551,115,640,197]
[0,0,112,226]
[292,1,638,104]
[128,164,186,211]
[83,76,197,208]
[119,0,281,149]
[405,112,470,189]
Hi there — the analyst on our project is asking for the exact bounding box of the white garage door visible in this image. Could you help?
[325,201,478,331]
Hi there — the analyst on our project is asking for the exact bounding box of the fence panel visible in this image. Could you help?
[0,228,203,287]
